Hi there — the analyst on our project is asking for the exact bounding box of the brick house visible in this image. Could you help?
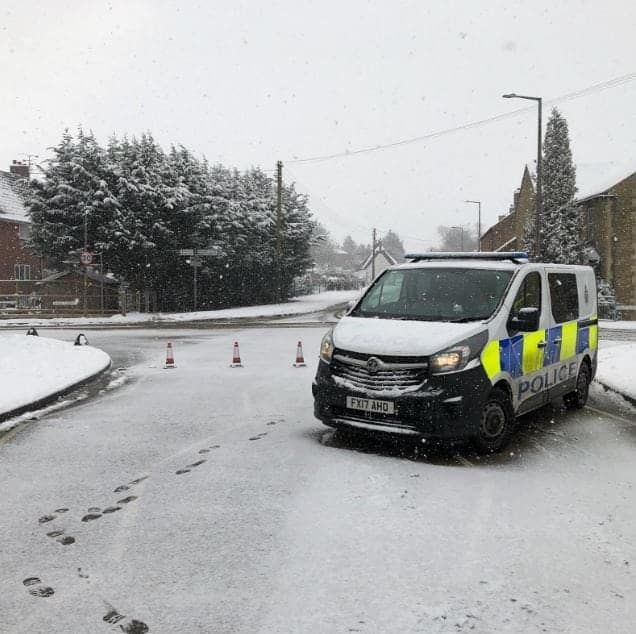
[0,162,43,307]
[481,163,636,319]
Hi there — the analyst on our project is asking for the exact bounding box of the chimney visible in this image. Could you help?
[9,160,29,178]
[513,188,520,210]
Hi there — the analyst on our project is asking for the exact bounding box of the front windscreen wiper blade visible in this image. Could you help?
[448,316,490,323]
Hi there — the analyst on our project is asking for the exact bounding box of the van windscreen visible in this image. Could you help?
[352,267,513,322]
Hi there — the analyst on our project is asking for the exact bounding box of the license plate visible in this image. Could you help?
[346,396,395,414]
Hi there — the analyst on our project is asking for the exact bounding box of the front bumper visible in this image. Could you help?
[312,360,491,440]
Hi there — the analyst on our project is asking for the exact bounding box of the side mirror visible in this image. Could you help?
[509,306,540,332]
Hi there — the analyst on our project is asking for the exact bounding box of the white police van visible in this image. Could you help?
[312,252,598,452]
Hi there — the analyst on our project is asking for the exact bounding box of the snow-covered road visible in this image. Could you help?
[1,327,634,633]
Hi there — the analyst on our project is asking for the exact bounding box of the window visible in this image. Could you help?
[548,273,579,323]
[511,271,542,314]
[18,223,31,241]
[354,267,513,321]
[14,264,31,281]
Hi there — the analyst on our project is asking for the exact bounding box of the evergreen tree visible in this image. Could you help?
[28,130,314,311]
[380,230,405,261]
[541,108,579,263]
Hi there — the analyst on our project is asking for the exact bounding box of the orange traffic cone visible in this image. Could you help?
[230,341,243,367]
[293,340,306,367]
[164,342,176,369]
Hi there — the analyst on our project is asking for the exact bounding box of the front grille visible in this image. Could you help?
[331,349,428,393]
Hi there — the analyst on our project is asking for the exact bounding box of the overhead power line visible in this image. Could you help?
[287,72,636,165]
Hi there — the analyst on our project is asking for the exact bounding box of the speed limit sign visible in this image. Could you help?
[80,251,93,265]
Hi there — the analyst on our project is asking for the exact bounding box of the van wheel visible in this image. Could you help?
[474,388,515,454]
[564,362,590,410]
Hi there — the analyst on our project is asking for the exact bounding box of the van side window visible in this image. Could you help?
[548,273,579,323]
[511,272,542,315]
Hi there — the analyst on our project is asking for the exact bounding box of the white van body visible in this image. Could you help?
[313,253,598,452]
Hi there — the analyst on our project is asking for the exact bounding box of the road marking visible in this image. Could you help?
[584,405,635,425]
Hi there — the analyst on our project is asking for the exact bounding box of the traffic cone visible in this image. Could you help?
[164,342,176,369]
[230,341,243,367]
[293,340,306,367]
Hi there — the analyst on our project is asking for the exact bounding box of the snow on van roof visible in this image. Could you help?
[395,258,520,271]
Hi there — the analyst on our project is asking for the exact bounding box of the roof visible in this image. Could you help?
[360,247,398,270]
[37,269,120,286]
[0,171,30,224]
[574,161,635,203]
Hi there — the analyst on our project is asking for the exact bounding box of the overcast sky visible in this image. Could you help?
[2,0,634,251]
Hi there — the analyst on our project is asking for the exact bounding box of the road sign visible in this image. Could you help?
[80,251,93,265]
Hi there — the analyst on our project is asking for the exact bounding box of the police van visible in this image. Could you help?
[312,252,598,452]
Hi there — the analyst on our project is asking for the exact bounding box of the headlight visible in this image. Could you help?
[429,331,488,375]
[430,346,471,374]
[320,331,334,363]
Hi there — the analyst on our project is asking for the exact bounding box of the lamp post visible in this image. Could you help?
[464,200,481,251]
[502,93,542,259]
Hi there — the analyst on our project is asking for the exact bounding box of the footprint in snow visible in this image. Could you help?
[82,513,102,522]
[175,468,190,475]
[117,495,138,505]
[187,459,206,468]
[114,485,130,493]
[38,514,56,524]
[198,448,211,454]
[103,506,122,514]
[129,476,149,485]
[103,609,149,633]
[23,577,55,598]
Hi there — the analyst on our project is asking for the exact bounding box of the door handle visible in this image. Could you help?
[554,338,562,345]
[537,341,547,349]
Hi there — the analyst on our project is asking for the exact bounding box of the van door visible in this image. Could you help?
[545,271,580,400]
[506,270,549,415]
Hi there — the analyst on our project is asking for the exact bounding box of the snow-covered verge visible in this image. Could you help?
[0,290,360,328]
[599,319,636,331]
[595,341,636,403]
[0,334,111,422]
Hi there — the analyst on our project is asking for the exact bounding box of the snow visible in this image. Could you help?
[595,341,636,401]
[575,161,635,201]
[599,319,636,331]
[0,334,111,420]
[0,171,29,223]
[0,326,635,632]
[0,290,360,328]
[333,315,482,356]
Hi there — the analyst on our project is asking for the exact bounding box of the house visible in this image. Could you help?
[481,162,636,319]
[0,162,43,308]
[359,247,398,284]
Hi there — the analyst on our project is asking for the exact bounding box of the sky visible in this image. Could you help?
[1,0,634,252]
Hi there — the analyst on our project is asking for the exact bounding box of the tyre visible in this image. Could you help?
[473,387,515,454]
[564,362,591,410]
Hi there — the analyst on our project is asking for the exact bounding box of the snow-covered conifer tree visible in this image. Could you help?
[542,108,579,263]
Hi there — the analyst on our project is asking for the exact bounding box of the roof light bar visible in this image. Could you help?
[404,251,529,263]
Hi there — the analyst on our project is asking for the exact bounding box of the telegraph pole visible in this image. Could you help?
[276,160,283,301]
[371,228,377,279]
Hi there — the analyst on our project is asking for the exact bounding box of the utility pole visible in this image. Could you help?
[193,246,198,311]
[371,228,377,279]
[276,160,283,301]
[83,210,88,317]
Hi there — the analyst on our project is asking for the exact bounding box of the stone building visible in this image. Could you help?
[481,163,636,319]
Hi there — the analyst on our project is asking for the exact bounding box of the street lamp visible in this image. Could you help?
[502,93,542,259]
[464,200,481,251]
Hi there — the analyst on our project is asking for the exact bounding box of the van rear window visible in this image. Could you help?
[548,273,579,323]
